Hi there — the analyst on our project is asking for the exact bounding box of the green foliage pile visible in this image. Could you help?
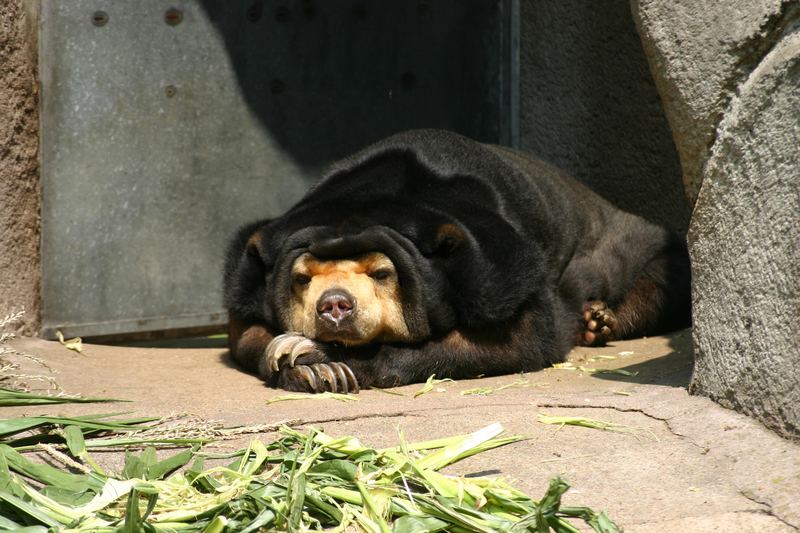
[0,416,619,532]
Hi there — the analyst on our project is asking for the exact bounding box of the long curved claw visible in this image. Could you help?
[313,363,338,393]
[329,363,350,394]
[333,362,360,393]
[266,333,299,372]
[296,365,319,391]
[288,338,318,368]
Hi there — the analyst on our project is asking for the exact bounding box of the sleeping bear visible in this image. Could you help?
[224,129,691,393]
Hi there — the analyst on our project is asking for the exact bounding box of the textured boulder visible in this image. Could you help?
[631,0,798,204]
[633,0,800,437]
[0,0,40,334]
[690,29,800,437]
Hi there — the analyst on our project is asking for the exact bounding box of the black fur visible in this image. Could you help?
[224,129,691,390]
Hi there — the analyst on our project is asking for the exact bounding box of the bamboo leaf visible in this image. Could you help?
[266,391,359,404]
[0,387,123,406]
[413,375,454,398]
[146,446,196,481]
[392,514,449,533]
[0,444,103,493]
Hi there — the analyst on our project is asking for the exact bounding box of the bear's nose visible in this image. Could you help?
[317,290,356,326]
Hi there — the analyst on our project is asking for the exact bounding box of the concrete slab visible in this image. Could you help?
[7,330,800,531]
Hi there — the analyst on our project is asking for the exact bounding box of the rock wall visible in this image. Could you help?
[520,0,689,233]
[0,0,40,334]
[632,0,800,437]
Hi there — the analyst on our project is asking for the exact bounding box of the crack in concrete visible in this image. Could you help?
[738,490,799,530]
[533,401,717,454]
[294,400,711,452]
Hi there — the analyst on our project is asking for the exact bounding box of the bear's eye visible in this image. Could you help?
[292,273,311,286]
[369,269,393,281]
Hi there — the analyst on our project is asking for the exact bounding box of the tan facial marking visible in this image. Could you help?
[286,252,410,345]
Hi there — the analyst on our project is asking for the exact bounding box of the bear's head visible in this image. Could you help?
[284,251,408,345]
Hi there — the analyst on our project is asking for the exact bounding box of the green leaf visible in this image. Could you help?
[287,471,307,531]
[0,444,102,493]
[413,375,454,398]
[122,447,157,480]
[0,413,156,443]
[0,387,124,407]
[392,514,450,533]
[122,487,159,532]
[236,508,277,533]
[63,425,86,457]
[308,459,358,482]
[0,491,64,528]
[0,514,24,530]
[202,515,228,533]
[146,446,196,481]
[533,477,570,532]
[122,487,143,532]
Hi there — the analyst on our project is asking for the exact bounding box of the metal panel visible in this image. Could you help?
[40,0,518,338]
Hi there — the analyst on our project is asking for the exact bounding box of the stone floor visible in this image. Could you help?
[7,330,800,532]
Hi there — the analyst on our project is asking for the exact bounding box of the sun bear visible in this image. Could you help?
[224,129,691,392]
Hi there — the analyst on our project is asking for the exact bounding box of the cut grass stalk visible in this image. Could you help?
[413,374,454,398]
[0,388,124,406]
[368,386,405,396]
[538,412,647,437]
[460,376,535,396]
[266,392,358,404]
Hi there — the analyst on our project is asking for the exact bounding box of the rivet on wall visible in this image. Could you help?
[91,11,108,27]
[246,3,263,22]
[274,6,291,23]
[165,8,183,26]
[165,85,177,98]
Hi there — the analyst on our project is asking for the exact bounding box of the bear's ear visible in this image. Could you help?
[245,230,265,258]
[433,223,466,256]
[223,221,273,323]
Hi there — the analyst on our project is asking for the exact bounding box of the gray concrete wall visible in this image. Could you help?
[0,0,41,335]
[519,0,689,234]
[632,0,800,438]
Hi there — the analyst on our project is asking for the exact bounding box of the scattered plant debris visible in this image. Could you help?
[56,331,84,354]
[266,392,359,405]
[461,376,536,396]
[538,413,651,439]
[413,374,455,398]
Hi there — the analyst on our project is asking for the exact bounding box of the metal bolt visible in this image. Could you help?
[246,2,262,22]
[165,85,177,98]
[274,6,291,22]
[165,8,183,26]
[91,11,108,27]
